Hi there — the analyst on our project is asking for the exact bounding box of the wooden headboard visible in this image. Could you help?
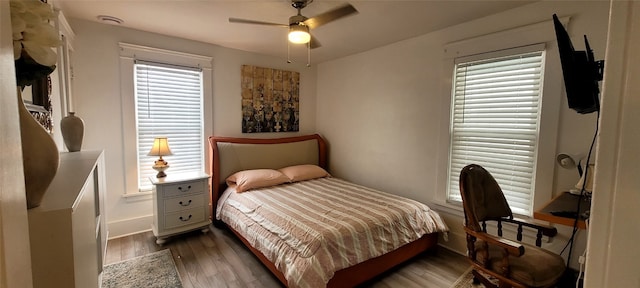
[207,134,327,213]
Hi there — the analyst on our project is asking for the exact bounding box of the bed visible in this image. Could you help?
[208,134,448,287]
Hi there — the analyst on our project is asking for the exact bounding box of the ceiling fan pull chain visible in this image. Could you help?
[307,42,311,67]
[287,41,292,64]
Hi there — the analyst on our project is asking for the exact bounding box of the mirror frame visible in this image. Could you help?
[24,75,53,133]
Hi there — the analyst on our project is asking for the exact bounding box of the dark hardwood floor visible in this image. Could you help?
[105,227,470,288]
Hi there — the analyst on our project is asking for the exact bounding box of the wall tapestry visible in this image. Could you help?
[241,65,299,133]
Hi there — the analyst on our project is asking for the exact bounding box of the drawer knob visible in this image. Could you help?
[178,185,192,192]
[179,200,192,206]
[179,215,192,222]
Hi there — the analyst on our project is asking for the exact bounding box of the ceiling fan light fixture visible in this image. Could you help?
[288,24,310,44]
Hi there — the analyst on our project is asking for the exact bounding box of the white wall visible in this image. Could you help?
[585,0,640,286]
[316,0,609,268]
[69,19,317,238]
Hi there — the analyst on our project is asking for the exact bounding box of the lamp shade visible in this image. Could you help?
[288,24,310,44]
[575,163,595,193]
[148,137,173,156]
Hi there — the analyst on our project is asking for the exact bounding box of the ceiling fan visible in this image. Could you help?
[229,0,358,49]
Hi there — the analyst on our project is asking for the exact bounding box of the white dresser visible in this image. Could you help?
[150,172,211,244]
[28,151,107,288]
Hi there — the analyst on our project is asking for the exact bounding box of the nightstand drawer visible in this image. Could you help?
[164,195,204,213]
[150,172,211,244]
[164,208,205,229]
[162,180,205,198]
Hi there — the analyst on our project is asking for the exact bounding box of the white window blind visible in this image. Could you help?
[135,61,204,191]
[447,50,545,215]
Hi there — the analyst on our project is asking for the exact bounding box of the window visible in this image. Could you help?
[446,48,546,216]
[135,61,204,191]
[119,43,212,195]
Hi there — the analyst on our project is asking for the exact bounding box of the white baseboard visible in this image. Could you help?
[107,215,153,239]
[438,230,468,255]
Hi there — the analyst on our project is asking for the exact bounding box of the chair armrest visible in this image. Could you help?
[504,217,558,237]
[464,227,524,257]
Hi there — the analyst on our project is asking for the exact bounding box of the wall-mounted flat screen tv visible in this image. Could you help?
[552,14,604,114]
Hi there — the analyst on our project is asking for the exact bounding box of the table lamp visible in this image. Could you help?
[557,153,595,195]
[148,137,173,178]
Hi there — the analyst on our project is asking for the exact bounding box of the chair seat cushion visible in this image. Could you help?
[476,241,566,288]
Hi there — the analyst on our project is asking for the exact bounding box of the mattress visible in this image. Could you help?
[216,177,448,288]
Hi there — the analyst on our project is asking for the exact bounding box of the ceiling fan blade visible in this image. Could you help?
[303,4,358,30]
[229,18,288,27]
[310,35,321,49]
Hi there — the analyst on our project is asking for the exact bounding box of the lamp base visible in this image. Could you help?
[569,188,582,195]
[152,158,169,178]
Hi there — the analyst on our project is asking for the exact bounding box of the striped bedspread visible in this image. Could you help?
[216,177,448,288]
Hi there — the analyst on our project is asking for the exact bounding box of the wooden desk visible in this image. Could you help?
[534,192,590,229]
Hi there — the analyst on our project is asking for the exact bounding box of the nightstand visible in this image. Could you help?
[150,172,211,245]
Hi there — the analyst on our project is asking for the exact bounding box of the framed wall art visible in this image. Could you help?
[241,65,299,133]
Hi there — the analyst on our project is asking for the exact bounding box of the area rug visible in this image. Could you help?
[102,249,183,288]
[451,267,498,288]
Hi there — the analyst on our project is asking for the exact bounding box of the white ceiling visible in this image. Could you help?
[55,0,535,64]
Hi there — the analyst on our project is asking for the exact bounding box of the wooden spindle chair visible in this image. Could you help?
[459,164,566,288]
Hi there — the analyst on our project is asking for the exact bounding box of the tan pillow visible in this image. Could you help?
[226,169,291,192]
[278,164,330,182]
